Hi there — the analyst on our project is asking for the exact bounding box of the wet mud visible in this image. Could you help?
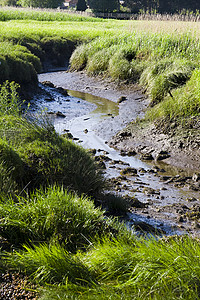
[33,70,200,237]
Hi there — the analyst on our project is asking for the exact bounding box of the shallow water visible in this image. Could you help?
[32,72,200,236]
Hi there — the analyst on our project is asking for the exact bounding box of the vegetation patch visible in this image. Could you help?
[0,187,118,251]
[0,82,104,195]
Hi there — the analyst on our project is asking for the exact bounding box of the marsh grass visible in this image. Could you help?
[0,82,104,195]
[140,58,196,104]
[0,6,103,22]
[5,234,200,299]
[146,68,200,121]
[0,186,115,250]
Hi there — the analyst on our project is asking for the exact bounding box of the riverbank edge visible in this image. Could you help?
[109,118,200,172]
[38,69,200,172]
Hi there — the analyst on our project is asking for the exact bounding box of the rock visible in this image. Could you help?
[57,86,68,96]
[192,222,200,229]
[186,197,197,202]
[192,173,200,182]
[178,216,184,222]
[61,132,73,139]
[138,168,147,173]
[88,148,96,155]
[161,176,172,182]
[98,155,111,162]
[134,221,163,234]
[96,161,106,169]
[119,131,131,138]
[118,96,127,103]
[103,151,109,155]
[143,187,160,195]
[120,167,137,176]
[84,129,88,134]
[42,80,55,88]
[156,150,170,161]
[45,97,54,102]
[120,150,127,156]
[47,111,55,115]
[131,198,146,208]
[140,153,154,161]
[56,111,66,118]
[127,150,137,156]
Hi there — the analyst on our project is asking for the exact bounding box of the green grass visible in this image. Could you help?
[0,186,119,251]
[0,8,200,125]
[0,9,200,299]
[0,82,104,195]
[146,68,200,121]
[0,115,104,194]
[4,235,200,299]
[0,7,104,22]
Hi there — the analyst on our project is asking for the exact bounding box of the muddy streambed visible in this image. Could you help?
[30,71,200,237]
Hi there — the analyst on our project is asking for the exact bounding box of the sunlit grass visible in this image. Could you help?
[4,234,200,299]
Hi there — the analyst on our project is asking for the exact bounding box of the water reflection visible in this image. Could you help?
[67,89,119,117]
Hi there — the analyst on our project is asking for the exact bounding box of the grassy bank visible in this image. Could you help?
[0,8,200,299]
[0,7,199,124]
[0,81,104,196]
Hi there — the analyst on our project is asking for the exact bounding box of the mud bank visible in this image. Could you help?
[37,70,200,237]
[109,119,200,172]
[39,70,149,140]
[39,70,200,171]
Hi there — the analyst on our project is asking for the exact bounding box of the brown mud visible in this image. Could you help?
[38,70,200,237]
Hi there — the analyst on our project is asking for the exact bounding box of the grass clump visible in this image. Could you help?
[0,186,115,250]
[146,68,200,122]
[0,42,41,84]
[6,242,95,285]
[140,57,196,105]
[0,114,104,194]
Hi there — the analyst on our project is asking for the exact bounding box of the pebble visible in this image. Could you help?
[0,272,37,300]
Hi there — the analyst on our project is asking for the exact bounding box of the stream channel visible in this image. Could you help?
[29,71,200,237]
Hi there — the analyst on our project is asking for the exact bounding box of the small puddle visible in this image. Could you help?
[67,90,119,117]
[30,74,200,237]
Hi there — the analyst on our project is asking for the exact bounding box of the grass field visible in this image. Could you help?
[0,8,200,299]
[0,7,200,121]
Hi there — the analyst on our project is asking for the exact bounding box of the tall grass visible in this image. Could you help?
[0,82,104,195]
[0,114,104,194]
[4,234,200,299]
[146,68,200,121]
[0,186,118,250]
[0,6,103,22]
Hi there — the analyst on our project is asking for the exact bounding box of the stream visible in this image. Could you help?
[29,71,200,237]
